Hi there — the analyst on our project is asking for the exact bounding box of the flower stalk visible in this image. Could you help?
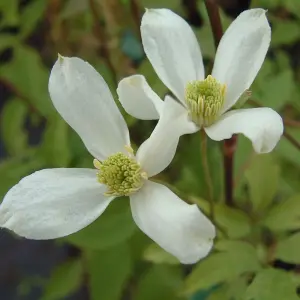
[205,0,237,207]
[200,130,215,220]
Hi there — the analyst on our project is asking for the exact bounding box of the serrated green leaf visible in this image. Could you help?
[19,0,47,39]
[275,233,300,264]
[275,129,300,167]
[252,66,295,111]
[65,200,136,250]
[0,0,19,27]
[190,198,251,238]
[271,20,300,46]
[41,115,71,166]
[143,243,180,265]
[244,269,299,300]
[245,154,279,212]
[86,243,132,300]
[0,149,45,200]
[0,35,18,52]
[137,59,167,97]
[0,98,28,155]
[135,265,185,300]
[0,45,55,117]
[42,259,83,300]
[183,242,260,295]
[264,194,300,232]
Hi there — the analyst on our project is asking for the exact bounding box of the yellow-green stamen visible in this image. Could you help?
[185,75,226,127]
[94,152,147,196]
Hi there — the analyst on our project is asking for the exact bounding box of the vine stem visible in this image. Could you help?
[200,130,215,220]
[88,0,118,87]
[205,0,236,207]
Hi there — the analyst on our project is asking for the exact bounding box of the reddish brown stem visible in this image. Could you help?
[205,0,223,48]
[223,136,237,207]
[205,0,237,206]
[130,0,142,41]
[283,131,300,151]
[88,0,118,87]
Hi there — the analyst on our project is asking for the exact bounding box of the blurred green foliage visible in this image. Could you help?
[1,0,300,299]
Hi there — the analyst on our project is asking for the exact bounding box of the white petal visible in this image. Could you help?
[205,108,283,153]
[212,9,271,112]
[130,181,215,264]
[137,96,198,177]
[49,56,130,161]
[117,75,163,120]
[141,9,204,102]
[0,168,114,239]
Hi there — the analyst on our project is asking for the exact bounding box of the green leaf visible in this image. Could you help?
[41,259,83,300]
[0,35,18,52]
[143,243,180,265]
[244,268,299,300]
[207,277,248,300]
[183,241,260,295]
[0,0,19,27]
[0,149,45,200]
[271,20,300,46]
[275,233,300,264]
[190,198,251,238]
[253,69,295,111]
[135,265,185,300]
[0,98,28,155]
[65,200,136,250]
[245,154,279,212]
[86,243,132,300]
[0,45,55,117]
[264,194,300,232]
[19,0,47,39]
[137,59,167,97]
[41,114,71,167]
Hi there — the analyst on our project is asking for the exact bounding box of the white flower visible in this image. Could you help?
[0,56,215,264]
[117,8,284,153]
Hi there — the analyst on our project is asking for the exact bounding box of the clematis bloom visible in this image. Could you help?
[118,8,284,153]
[0,56,215,264]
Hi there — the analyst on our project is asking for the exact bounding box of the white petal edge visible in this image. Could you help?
[49,56,130,161]
[205,108,284,153]
[212,9,271,112]
[130,181,216,264]
[0,168,114,239]
[141,8,204,103]
[137,96,198,177]
[117,75,163,120]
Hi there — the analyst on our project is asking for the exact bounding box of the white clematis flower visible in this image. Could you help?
[118,8,284,153]
[0,56,215,264]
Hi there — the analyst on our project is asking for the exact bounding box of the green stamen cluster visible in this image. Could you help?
[97,153,146,196]
[185,75,226,127]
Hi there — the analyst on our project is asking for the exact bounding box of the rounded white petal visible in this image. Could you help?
[137,96,198,177]
[212,9,271,112]
[49,56,130,161]
[117,75,163,120]
[0,168,114,239]
[130,181,215,264]
[205,108,283,153]
[141,9,204,102]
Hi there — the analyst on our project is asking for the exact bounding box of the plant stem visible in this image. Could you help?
[200,130,215,220]
[205,0,223,47]
[130,0,142,41]
[88,0,118,87]
[205,0,237,207]
[223,136,237,207]
[283,130,300,151]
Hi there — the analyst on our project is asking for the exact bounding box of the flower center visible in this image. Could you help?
[184,75,226,127]
[94,152,147,197]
